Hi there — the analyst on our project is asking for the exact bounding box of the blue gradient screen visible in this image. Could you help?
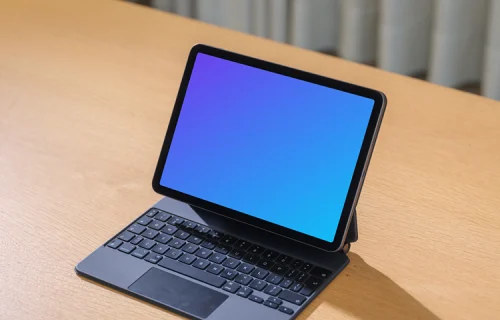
[160,53,374,242]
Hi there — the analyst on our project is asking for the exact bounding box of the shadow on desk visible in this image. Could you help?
[302,253,440,320]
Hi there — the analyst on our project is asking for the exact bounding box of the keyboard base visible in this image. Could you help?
[76,196,350,320]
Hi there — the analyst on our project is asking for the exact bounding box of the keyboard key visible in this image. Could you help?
[181,243,199,254]
[228,249,245,259]
[206,264,224,275]
[304,277,322,289]
[201,240,217,250]
[300,263,314,272]
[178,253,197,265]
[248,295,263,304]
[236,263,254,274]
[248,245,265,255]
[291,282,303,292]
[131,247,148,259]
[295,272,308,283]
[138,239,155,250]
[142,229,159,239]
[264,284,282,296]
[280,279,293,288]
[236,287,253,298]
[130,235,143,245]
[165,248,183,260]
[290,260,303,269]
[168,216,184,226]
[243,254,260,264]
[137,216,152,226]
[207,230,224,240]
[234,274,253,285]
[118,242,135,254]
[187,235,203,245]
[220,269,238,280]
[182,221,198,230]
[152,244,169,255]
[127,224,146,234]
[145,209,159,217]
[107,239,122,249]
[174,230,191,240]
[195,248,212,259]
[249,279,267,291]
[266,273,283,285]
[262,250,279,261]
[263,300,278,309]
[144,252,163,264]
[222,281,241,293]
[310,266,332,279]
[222,258,240,269]
[271,264,288,275]
[155,234,172,244]
[220,235,237,245]
[285,269,299,279]
[169,239,185,249]
[161,224,177,235]
[300,277,322,296]
[251,268,269,279]
[234,240,252,250]
[279,290,306,306]
[155,212,171,222]
[158,258,225,288]
[278,306,294,315]
[267,297,283,305]
[148,220,165,230]
[195,225,211,234]
[214,244,231,254]
[300,287,314,297]
[257,259,274,270]
[208,252,226,264]
[192,259,210,270]
[276,255,293,265]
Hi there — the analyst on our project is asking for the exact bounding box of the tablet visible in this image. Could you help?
[153,44,386,251]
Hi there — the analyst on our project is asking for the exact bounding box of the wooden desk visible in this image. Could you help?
[1,0,499,319]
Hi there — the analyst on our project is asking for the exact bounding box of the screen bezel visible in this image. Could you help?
[153,44,386,251]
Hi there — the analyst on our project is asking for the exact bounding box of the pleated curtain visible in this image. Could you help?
[150,0,500,100]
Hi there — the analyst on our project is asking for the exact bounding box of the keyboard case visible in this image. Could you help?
[76,196,358,320]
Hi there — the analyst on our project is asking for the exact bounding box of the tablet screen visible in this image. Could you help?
[159,52,374,242]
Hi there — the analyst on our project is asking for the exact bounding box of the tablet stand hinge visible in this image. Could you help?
[343,209,358,254]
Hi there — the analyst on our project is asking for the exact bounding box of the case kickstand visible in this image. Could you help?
[343,209,358,254]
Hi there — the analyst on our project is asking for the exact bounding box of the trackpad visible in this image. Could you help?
[129,268,228,319]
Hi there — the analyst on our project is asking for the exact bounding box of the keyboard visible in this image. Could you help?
[107,208,333,316]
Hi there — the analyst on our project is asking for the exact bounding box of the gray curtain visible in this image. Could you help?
[149,0,500,100]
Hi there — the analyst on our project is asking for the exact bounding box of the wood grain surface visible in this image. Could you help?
[1,0,500,319]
